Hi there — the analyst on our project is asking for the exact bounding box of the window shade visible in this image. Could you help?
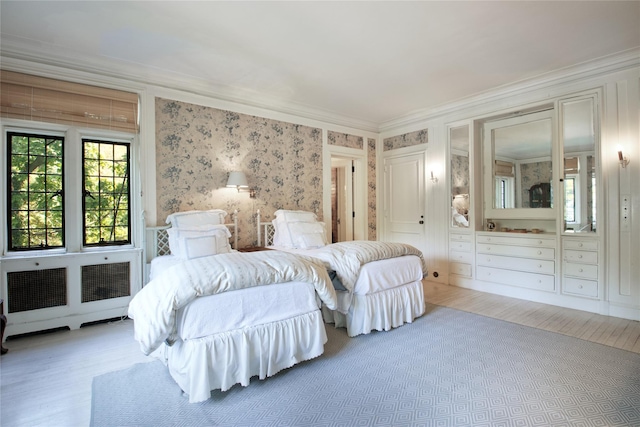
[494,160,514,177]
[564,157,579,173]
[1,70,138,133]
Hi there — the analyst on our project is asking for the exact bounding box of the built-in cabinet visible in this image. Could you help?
[447,89,612,315]
[561,238,600,298]
[476,233,556,292]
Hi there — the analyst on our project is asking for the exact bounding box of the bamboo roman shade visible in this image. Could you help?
[564,157,579,173]
[1,70,138,133]
[494,160,514,177]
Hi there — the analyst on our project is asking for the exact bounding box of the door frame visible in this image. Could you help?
[324,144,366,241]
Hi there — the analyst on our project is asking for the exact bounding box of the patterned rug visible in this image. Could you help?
[91,304,640,427]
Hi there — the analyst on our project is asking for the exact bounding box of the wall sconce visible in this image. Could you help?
[226,171,256,197]
[226,171,248,192]
[430,171,438,183]
[618,150,630,168]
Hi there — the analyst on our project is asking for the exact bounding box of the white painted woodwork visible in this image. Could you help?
[382,147,427,254]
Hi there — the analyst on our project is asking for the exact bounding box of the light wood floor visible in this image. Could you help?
[1,281,639,426]
[424,280,640,354]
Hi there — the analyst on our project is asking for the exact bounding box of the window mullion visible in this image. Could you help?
[65,128,83,252]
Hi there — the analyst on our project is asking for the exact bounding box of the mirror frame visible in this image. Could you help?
[483,109,556,220]
[559,92,600,235]
[448,122,471,229]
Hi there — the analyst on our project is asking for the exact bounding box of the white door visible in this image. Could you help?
[383,150,426,253]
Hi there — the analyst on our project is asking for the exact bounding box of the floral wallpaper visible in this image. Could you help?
[383,128,428,151]
[367,137,377,240]
[451,153,470,197]
[520,161,553,208]
[328,131,363,149]
[155,98,323,248]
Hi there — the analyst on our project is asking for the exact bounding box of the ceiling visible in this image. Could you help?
[1,1,639,131]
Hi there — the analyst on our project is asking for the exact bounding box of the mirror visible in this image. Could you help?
[450,124,470,228]
[561,96,597,233]
[483,109,555,219]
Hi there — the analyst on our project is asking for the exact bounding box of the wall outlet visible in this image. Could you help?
[621,194,631,231]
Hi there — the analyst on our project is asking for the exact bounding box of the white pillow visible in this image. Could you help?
[166,210,227,229]
[287,221,328,249]
[272,218,294,248]
[167,225,232,259]
[274,210,317,223]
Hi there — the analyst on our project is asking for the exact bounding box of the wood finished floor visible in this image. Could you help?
[424,280,640,354]
[1,281,639,426]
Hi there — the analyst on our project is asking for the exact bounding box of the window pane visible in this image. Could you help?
[82,139,130,246]
[564,178,575,222]
[8,132,64,250]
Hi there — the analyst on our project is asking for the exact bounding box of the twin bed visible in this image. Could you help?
[129,209,427,403]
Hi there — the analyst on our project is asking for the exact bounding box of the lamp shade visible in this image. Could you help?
[227,171,248,188]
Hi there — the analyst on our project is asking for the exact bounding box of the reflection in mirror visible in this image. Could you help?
[562,97,596,233]
[450,125,470,227]
[486,110,553,209]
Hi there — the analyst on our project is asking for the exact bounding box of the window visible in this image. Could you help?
[495,176,514,209]
[564,174,582,226]
[564,177,576,223]
[83,140,131,246]
[8,132,65,250]
[6,129,133,252]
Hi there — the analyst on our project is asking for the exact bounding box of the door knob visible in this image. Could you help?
[419,220,424,224]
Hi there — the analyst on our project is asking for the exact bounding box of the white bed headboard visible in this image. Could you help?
[256,210,275,247]
[145,210,239,261]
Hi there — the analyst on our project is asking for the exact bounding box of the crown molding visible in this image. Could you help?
[0,36,380,133]
[2,35,638,136]
[378,48,640,134]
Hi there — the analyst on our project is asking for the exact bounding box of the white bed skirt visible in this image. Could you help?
[322,280,425,337]
[153,309,327,403]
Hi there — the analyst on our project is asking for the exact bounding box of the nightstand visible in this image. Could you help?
[237,247,273,253]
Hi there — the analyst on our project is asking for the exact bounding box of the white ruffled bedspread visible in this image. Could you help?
[301,241,428,291]
[128,251,337,355]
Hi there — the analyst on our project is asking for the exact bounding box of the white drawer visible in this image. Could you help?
[450,233,472,242]
[563,277,598,298]
[563,262,598,279]
[449,262,472,277]
[477,254,555,275]
[450,241,472,252]
[477,266,555,292]
[477,244,555,260]
[563,239,598,251]
[563,250,597,264]
[477,234,555,248]
[449,250,473,264]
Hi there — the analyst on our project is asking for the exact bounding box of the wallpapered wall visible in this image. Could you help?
[155,98,323,248]
[520,161,553,208]
[155,98,377,247]
[383,129,428,151]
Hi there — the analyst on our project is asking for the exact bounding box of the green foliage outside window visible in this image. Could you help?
[8,133,64,250]
[83,140,131,246]
[7,133,131,250]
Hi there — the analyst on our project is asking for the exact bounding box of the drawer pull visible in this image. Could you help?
[578,243,583,247]
[537,250,542,255]
[578,255,583,259]
[35,262,39,266]
[538,264,542,268]
[579,268,584,272]
[578,285,583,289]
